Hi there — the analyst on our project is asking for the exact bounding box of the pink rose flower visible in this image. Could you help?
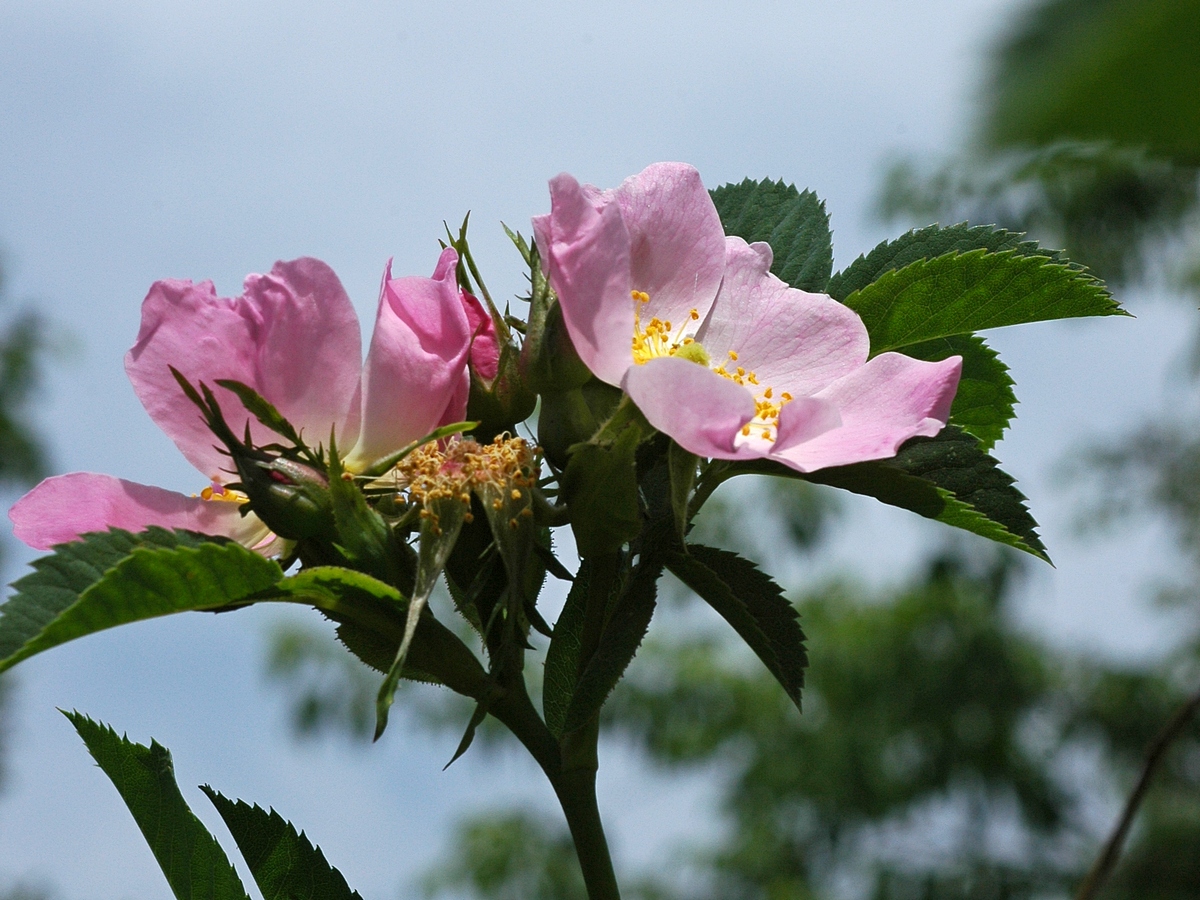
[10,250,474,551]
[533,162,963,472]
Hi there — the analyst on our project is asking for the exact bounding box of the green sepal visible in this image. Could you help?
[444,699,491,770]
[711,178,834,292]
[665,545,806,710]
[827,222,1078,302]
[66,712,251,900]
[213,378,314,461]
[561,425,642,558]
[375,497,468,740]
[727,427,1049,561]
[667,442,699,548]
[902,333,1016,451]
[842,248,1123,356]
[543,562,589,739]
[201,787,364,900]
[562,556,662,735]
[327,432,400,585]
[0,530,283,673]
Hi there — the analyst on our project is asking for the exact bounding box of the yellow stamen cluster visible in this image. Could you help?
[392,435,538,535]
[630,290,701,365]
[628,290,796,443]
[198,484,247,504]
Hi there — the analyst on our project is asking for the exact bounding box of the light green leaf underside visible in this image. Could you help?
[67,712,251,900]
[0,529,280,673]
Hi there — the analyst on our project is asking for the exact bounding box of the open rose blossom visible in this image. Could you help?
[10,250,477,551]
[533,162,963,472]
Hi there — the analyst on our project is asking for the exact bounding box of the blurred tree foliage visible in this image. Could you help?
[0,255,53,898]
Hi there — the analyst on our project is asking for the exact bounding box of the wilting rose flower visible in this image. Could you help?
[10,250,474,551]
[533,162,962,472]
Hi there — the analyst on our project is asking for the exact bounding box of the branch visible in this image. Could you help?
[1075,682,1200,900]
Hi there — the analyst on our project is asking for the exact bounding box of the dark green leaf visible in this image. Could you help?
[561,426,641,558]
[67,712,251,900]
[843,248,1122,355]
[543,564,589,738]
[202,787,363,900]
[711,179,833,291]
[827,223,1072,301]
[666,545,806,710]
[1,530,279,672]
[903,333,1016,451]
[563,557,662,734]
[667,442,698,547]
[733,428,1049,561]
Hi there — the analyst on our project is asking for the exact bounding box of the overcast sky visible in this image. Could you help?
[1,1,1193,897]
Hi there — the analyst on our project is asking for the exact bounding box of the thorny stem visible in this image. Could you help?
[1075,682,1200,900]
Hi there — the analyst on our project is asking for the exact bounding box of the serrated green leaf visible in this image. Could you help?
[827,222,1072,301]
[903,333,1016,451]
[543,563,589,739]
[201,787,363,900]
[0,531,281,673]
[711,179,833,291]
[733,428,1048,561]
[562,557,662,735]
[0,527,210,663]
[67,712,251,900]
[843,248,1123,356]
[665,545,806,710]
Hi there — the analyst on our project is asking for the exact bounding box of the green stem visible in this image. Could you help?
[550,762,621,900]
[488,673,620,900]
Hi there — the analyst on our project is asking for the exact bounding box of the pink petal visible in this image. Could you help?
[773,353,963,472]
[125,258,362,481]
[460,290,500,382]
[614,162,726,329]
[346,249,472,469]
[698,238,869,396]
[535,173,636,386]
[622,356,757,460]
[9,473,271,550]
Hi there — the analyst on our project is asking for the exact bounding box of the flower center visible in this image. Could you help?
[630,290,703,365]
[391,435,538,534]
[198,484,247,503]
[630,291,794,444]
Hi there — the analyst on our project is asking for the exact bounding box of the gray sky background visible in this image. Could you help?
[1,1,1193,897]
